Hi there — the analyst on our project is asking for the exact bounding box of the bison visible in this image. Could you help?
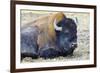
[21,12,77,59]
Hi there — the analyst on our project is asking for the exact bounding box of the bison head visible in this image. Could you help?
[54,16,77,56]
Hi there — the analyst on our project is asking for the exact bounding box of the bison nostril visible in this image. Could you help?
[71,43,77,48]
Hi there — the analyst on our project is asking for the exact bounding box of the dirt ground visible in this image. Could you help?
[21,10,90,63]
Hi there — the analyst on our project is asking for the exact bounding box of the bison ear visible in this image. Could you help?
[54,18,62,31]
[72,17,78,24]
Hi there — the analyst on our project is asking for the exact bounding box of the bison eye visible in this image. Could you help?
[55,23,62,28]
[57,22,62,27]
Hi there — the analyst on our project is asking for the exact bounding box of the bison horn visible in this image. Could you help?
[72,17,78,24]
[54,18,62,31]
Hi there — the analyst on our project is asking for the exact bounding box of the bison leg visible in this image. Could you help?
[39,48,60,59]
[38,44,61,59]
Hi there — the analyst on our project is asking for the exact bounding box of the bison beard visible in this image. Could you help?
[21,12,77,59]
